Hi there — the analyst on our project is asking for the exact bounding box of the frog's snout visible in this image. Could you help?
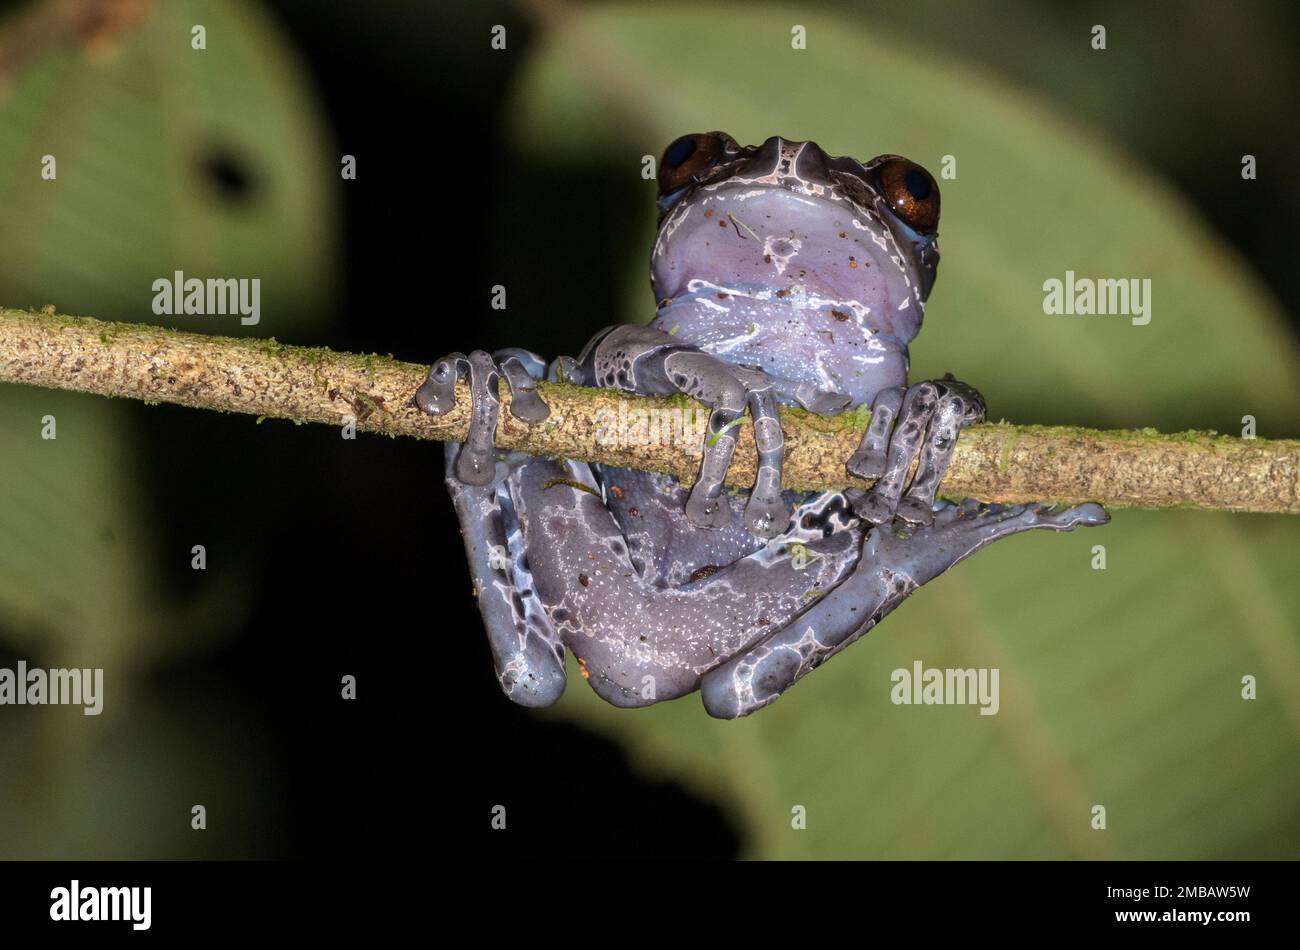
[745,135,832,185]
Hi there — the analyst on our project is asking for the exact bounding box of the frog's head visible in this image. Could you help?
[649,132,941,406]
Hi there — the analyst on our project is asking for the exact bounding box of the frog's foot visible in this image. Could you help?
[699,498,1108,719]
[874,498,1109,580]
[414,348,550,486]
[845,375,985,526]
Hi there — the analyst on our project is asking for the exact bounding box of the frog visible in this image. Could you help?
[416,132,1107,719]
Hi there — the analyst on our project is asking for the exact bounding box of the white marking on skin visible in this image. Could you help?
[653,201,692,260]
[685,278,773,301]
[777,194,820,208]
[700,140,828,197]
[804,292,873,325]
[790,625,823,674]
[704,329,763,354]
[489,578,529,650]
[762,234,801,275]
[812,351,837,391]
[501,655,528,693]
[898,298,910,311]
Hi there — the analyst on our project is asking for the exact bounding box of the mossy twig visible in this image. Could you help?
[1,307,1296,513]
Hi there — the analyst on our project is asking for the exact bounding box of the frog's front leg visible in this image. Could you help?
[847,375,985,526]
[699,499,1108,718]
[578,324,797,538]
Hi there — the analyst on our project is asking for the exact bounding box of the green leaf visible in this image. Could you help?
[0,0,336,856]
[0,0,339,335]
[0,0,336,662]
[507,4,1300,858]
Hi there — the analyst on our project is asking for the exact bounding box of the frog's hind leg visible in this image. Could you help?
[699,500,1108,718]
[423,346,568,707]
[509,462,864,709]
[443,451,568,707]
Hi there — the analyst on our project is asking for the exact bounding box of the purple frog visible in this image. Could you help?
[417,133,1106,718]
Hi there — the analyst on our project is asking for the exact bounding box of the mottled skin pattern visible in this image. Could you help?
[418,133,1107,718]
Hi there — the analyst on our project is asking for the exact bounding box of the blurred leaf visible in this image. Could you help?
[507,3,1300,858]
[0,0,336,856]
[0,0,335,660]
[0,671,281,858]
[0,386,248,668]
[0,0,338,333]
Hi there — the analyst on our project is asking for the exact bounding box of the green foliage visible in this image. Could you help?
[0,0,336,857]
[508,3,1300,858]
[0,0,338,331]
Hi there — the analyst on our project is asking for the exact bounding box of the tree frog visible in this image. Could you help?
[416,132,1106,718]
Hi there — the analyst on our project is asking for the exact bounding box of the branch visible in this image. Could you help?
[1,307,1297,513]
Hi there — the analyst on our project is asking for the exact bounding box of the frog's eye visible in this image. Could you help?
[878,158,940,233]
[658,133,724,195]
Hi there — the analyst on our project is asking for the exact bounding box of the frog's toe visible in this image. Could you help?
[798,388,853,416]
[744,487,789,539]
[851,382,939,521]
[686,484,734,529]
[414,351,467,416]
[928,498,964,525]
[1037,502,1109,528]
[454,445,496,485]
[447,351,503,485]
[744,390,789,539]
[847,387,904,481]
[417,350,494,484]
[895,495,936,525]
[847,447,888,481]
[848,488,897,525]
[896,379,984,516]
[498,354,550,423]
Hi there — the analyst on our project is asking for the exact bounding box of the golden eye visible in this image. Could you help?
[658,133,725,195]
[878,158,940,233]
